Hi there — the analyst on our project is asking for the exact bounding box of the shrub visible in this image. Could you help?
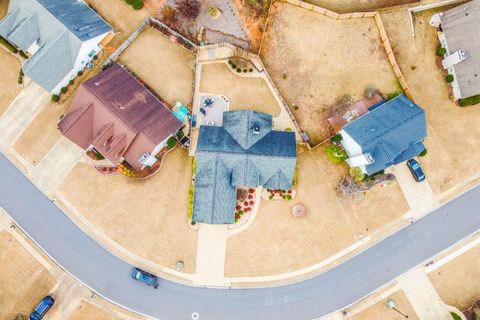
[0,36,18,53]
[177,0,201,20]
[326,144,348,164]
[349,167,366,182]
[18,50,28,58]
[249,68,253,72]
[77,70,83,76]
[95,152,105,160]
[330,133,343,143]
[243,68,248,73]
[167,137,177,148]
[445,74,454,82]
[387,91,401,100]
[231,63,237,69]
[69,79,74,85]
[436,47,447,56]
[450,312,462,320]
[15,314,27,320]
[132,0,144,10]
[93,55,98,60]
[51,94,60,102]
[60,87,67,94]
[236,68,241,73]
[228,60,233,65]
[284,127,292,131]
[459,95,480,107]
[419,149,427,157]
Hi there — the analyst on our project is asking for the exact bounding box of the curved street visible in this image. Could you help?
[1,152,479,320]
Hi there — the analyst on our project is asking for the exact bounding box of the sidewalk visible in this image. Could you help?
[193,223,229,286]
[398,268,450,320]
[0,82,49,150]
[389,163,439,220]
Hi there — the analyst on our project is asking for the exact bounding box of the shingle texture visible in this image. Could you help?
[0,0,112,92]
[441,0,480,98]
[343,95,427,175]
[193,111,297,224]
[58,63,183,169]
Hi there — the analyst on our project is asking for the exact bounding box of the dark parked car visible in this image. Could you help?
[407,159,425,182]
[131,267,158,289]
[29,296,55,320]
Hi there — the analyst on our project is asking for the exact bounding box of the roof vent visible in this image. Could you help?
[253,125,260,134]
[94,82,100,86]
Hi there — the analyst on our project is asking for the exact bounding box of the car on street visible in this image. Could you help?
[407,159,425,182]
[29,295,55,320]
[131,267,158,289]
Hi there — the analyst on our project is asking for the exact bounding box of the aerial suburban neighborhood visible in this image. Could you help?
[0,0,480,319]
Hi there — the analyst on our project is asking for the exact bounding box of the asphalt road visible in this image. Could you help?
[1,152,480,320]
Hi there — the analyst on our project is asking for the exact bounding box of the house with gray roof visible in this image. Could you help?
[430,0,480,100]
[193,111,297,224]
[0,0,113,94]
[339,95,427,175]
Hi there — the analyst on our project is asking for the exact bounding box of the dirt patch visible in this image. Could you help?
[0,50,21,117]
[380,8,480,195]
[233,0,269,52]
[304,0,420,13]
[0,0,9,19]
[68,301,119,320]
[0,231,56,319]
[261,2,398,145]
[58,148,198,273]
[429,244,480,311]
[118,27,195,107]
[225,145,409,277]
[200,63,280,116]
[350,289,419,320]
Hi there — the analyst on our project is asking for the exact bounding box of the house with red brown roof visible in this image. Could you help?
[58,63,183,170]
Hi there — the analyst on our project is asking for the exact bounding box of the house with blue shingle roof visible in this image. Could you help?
[193,110,297,224]
[339,94,427,175]
[0,0,113,94]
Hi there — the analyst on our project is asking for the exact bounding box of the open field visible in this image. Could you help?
[69,301,120,320]
[380,8,480,195]
[225,145,409,277]
[118,27,195,107]
[304,0,419,13]
[350,289,419,320]
[0,231,56,319]
[429,244,480,311]
[200,63,281,116]
[261,2,398,145]
[0,49,21,117]
[58,148,198,273]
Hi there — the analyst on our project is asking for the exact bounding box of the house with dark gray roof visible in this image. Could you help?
[0,0,113,94]
[430,0,480,100]
[193,111,297,224]
[339,95,427,175]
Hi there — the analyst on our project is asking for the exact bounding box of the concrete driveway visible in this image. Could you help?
[389,161,439,220]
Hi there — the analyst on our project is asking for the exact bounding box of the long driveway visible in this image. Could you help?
[1,151,479,320]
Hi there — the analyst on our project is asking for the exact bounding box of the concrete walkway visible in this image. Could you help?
[0,82,49,150]
[398,268,450,320]
[29,137,84,196]
[193,223,229,286]
[389,163,439,221]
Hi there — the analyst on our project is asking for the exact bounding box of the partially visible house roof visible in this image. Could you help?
[58,63,183,169]
[343,95,427,175]
[193,111,297,224]
[441,0,480,98]
[0,0,112,92]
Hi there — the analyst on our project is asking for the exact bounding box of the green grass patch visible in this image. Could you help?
[450,312,462,320]
[459,95,480,107]
[0,36,18,53]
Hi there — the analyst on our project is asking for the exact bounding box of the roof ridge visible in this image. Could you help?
[59,102,93,134]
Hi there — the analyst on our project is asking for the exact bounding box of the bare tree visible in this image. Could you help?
[176,0,201,21]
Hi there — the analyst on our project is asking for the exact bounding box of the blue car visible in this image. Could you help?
[407,159,425,182]
[131,267,158,289]
[30,296,54,320]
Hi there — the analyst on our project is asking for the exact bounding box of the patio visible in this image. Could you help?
[199,93,229,126]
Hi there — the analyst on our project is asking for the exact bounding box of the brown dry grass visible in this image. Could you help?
[0,49,21,117]
[0,0,9,19]
[428,245,480,311]
[303,0,419,13]
[118,27,195,107]
[0,231,56,319]
[261,2,398,145]
[225,145,409,277]
[350,289,419,320]
[58,148,198,273]
[380,8,480,195]
[68,301,120,320]
[199,63,281,116]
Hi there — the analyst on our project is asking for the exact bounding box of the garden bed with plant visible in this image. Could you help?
[261,188,296,200]
[234,188,256,224]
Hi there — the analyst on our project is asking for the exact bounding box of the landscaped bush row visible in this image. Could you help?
[459,95,480,107]
[124,0,144,10]
[0,36,18,53]
[228,60,253,73]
